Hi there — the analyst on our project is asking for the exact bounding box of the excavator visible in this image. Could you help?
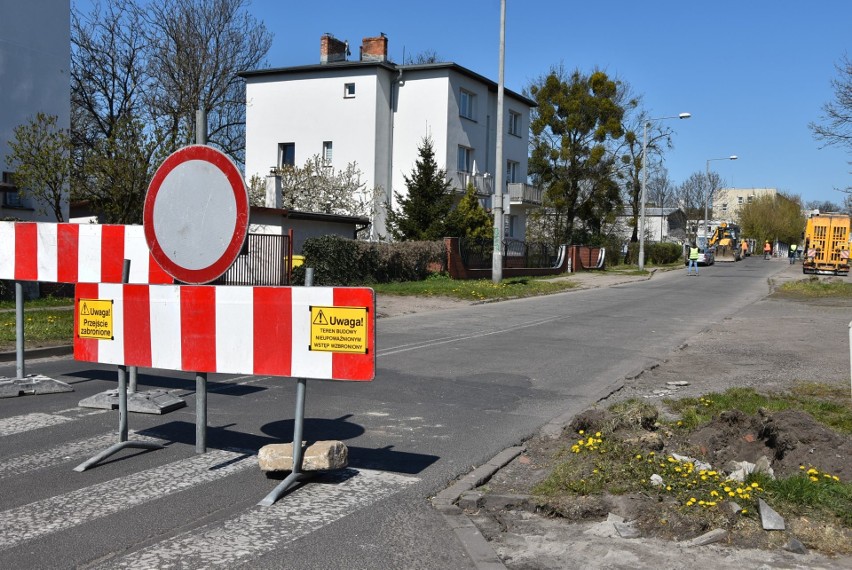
[708,222,742,262]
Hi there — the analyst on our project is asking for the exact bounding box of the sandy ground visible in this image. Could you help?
[380,266,852,570]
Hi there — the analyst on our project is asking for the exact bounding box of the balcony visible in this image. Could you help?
[454,172,493,196]
[508,183,542,206]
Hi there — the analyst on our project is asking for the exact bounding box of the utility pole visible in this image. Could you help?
[492,0,506,283]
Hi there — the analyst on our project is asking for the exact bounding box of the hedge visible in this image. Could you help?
[293,236,445,286]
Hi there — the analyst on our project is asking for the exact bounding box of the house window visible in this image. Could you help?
[721,203,728,213]
[748,195,754,203]
[508,111,521,136]
[322,141,333,164]
[459,89,476,120]
[737,196,743,204]
[344,82,355,98]
[278,143,295,168]
[457,146,472,173]
[506,160,519,184]
[506,215,516,237]
[1,171,23,208]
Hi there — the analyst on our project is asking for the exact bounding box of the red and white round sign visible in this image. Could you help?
[143,145,249,284]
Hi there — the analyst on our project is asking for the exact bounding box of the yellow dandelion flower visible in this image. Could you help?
[742,508,748,514]
[750,482,759,488]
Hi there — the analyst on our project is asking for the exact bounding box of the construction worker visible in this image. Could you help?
[763,241,772,260]
[740,239,749,258]
[789,243,797,264]
[687,243,700,276]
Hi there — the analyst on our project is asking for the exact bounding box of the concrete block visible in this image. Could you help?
[258,440,348,472]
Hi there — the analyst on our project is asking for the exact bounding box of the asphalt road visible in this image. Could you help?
[0,258,788,569]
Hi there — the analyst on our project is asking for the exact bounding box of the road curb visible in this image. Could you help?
[0,345,73,363]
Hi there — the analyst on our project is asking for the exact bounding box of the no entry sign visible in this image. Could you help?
[144,145,249,284]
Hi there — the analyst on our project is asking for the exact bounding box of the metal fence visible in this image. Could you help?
[212,232,293,286]
[459,237,557,269]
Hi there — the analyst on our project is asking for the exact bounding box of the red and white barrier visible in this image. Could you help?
[74,283,375,381]
[0,221,172,284]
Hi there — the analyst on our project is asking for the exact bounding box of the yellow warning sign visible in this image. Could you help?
[310,305,368,354]
[78,298,114,340]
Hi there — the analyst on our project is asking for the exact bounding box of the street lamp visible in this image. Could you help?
[639,112,690,271]
[703,155,738,241]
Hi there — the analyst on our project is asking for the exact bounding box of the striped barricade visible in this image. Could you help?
[74,283,375,381]
[0,221,172,284]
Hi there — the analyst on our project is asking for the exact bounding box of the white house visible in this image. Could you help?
[241,34,541,240]
[0,1,71,222]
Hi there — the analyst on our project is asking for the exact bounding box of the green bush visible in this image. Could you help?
[623,241,683,266]
[293,236,445,285]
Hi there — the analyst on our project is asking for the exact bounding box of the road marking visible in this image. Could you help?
[0,408,108,437]
[0,449,254,551]
[0,431,167,480]
[101,468,416,570]
[377,315,567,357]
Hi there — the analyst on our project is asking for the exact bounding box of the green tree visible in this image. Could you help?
[81,117,165,224]
[445,183,493,239]
[739,193,806,245]
[527,65,626,246]
[387,137,454,240]
[5,113,71,222]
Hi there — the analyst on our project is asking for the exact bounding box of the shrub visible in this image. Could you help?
[294,235,445,285]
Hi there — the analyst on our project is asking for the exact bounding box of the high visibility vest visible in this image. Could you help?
[764,243,771,252]
[689,247,699,260]
[790,244,797,252]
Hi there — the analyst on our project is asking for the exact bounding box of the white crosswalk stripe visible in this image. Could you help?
[0,408,109,437]
[0,449,254,551]
[0,431,167,479]
[101,468,417,570]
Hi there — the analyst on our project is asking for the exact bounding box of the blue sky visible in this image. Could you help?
[72,0,850,205]
[242,0,850,206]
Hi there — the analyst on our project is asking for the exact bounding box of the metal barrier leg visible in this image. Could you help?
[196,372,207,454]
[258,377,315,506]
[16,281,24,380]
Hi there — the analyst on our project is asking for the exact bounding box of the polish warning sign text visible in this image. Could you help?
[78,298,114,340]
[310,305,369,354]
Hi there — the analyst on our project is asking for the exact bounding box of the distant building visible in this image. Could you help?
[241,34,541,240]
[0,1,71,221]
[613,207,687,244]
[712,188,777,222]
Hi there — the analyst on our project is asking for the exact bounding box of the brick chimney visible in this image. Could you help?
[360,34,388,62]
[320,34,348,64]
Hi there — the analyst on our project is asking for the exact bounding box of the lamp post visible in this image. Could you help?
[639,112,690,271]
[703,155,738,241]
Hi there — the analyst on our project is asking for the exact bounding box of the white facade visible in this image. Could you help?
[0,0,71,221]
[242,37,536,240]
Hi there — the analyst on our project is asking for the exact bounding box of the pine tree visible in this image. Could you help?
[388,137,454,240]
[446,183,493,239]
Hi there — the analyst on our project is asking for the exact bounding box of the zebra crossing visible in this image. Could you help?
[0,401,418,568]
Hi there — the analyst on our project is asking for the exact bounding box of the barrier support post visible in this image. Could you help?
[196,372,207,453]
[74,260,164,471]
[258,267,317,506]
[15,281,24,379]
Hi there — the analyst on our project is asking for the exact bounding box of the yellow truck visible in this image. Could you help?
[802,213,850,276]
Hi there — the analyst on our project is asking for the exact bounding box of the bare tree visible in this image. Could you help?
[144,0,273,164]
[810,53,852,152]
[674,171,715,241]
[71,0,158,223]
[614,103,678,243]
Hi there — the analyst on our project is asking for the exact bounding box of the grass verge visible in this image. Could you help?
[0,308,74,348]
[371,273,579,301]
[776,277,852,298]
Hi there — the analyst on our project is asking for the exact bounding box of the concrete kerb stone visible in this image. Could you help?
[432,446,523,570]
[0,344,73,363]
